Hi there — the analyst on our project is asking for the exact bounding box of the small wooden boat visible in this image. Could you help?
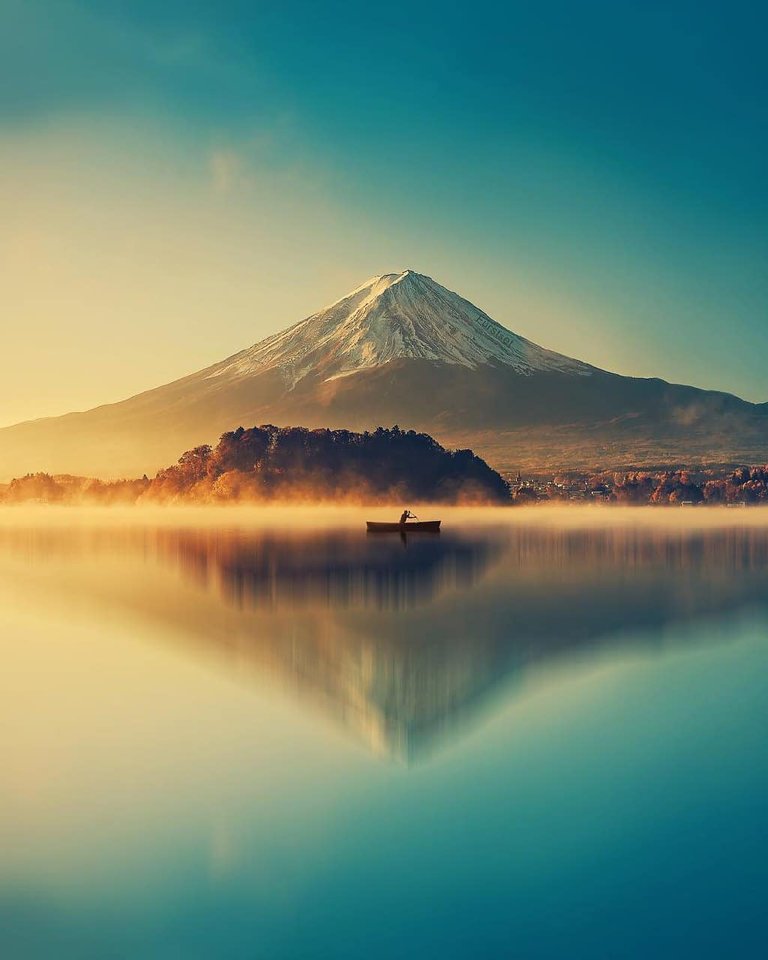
[366,520,441,533]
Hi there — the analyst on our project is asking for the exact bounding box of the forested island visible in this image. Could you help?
[3,424,768,507]
[0,426,510,505]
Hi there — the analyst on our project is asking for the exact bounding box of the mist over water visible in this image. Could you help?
[1,507,767,958]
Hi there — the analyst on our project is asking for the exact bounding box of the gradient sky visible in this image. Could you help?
[1,0,766,426]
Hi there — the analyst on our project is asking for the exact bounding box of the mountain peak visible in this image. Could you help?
[207,270,595,386]
[323,268,424,308]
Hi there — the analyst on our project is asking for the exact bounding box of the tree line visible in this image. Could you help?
[4,427,768,507]
[0,425,510,505]
[580,467,768,504]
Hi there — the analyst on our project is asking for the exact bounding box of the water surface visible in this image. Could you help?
[1,507,767,958]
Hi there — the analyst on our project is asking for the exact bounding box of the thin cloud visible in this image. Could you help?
[209,148,245,194]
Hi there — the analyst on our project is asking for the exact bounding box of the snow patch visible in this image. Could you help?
[206,270,595,386]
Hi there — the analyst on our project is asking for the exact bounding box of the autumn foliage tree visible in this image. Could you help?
[145,425,511,504]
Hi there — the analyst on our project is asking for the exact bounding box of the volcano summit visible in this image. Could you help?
[0,270,765,478]
[211,270,594,383]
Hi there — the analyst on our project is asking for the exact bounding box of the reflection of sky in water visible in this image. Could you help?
[1,511,768,958]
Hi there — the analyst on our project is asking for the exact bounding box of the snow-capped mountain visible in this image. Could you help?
[0,269,765,479]
[207,270,593,386]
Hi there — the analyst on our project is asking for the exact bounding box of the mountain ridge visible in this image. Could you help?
[0,269,765,479]
[196,269,596,387]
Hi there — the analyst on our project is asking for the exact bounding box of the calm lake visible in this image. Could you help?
[1,507,767,959]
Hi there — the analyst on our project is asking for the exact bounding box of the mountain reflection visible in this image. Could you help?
[3,518,768,761]
[168,525,768,761]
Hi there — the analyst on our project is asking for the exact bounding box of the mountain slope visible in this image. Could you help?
[0,270,765,478]
[205,270,595,384]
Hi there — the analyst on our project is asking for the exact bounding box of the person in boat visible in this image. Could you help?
[399,509,415,526]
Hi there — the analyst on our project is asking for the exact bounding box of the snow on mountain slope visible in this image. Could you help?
[0,267,766,481]
[205,270,595,387]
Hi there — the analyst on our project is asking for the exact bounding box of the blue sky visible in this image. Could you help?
[1,0,766,424]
